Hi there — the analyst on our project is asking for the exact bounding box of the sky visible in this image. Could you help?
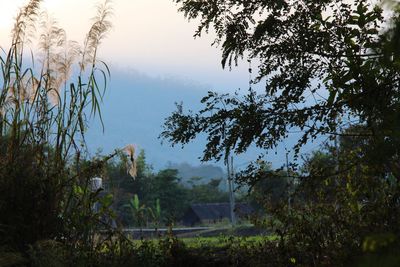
[0,0,315,170]
[0,0,250,90]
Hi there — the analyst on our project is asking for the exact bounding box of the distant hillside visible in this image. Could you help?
[85,67,212,170]
[166,162,227,189]
[85,66,315,171]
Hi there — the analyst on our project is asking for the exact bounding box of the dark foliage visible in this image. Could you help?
[161,0,400,265]
[105,150,230,227]
[162,0,400,168]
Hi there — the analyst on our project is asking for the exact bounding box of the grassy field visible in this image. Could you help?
[181,235,279,249]
[128,233,278,250]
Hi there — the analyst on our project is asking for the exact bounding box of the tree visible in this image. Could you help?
[151,169,188,224]
[161,0,400,264]
[162,0,400,175]
[105,152,191,226]
[105,149,155,225]
[249,165,291,207]
[187,178,229,203]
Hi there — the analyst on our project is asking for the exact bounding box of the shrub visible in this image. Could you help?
[0,0,114,255]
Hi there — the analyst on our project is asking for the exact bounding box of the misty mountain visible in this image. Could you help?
[85,67,215,170]
[166,162,227,187]
[85,66,319,171]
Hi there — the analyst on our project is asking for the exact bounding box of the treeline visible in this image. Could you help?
[102,150,231,227]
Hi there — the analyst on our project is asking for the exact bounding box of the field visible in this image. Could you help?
[181,235,279,249]
[126,224,277,249]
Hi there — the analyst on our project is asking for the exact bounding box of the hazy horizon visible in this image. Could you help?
[1,0,322,171]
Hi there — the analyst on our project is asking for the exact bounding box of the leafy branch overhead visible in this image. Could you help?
[163,0,400,168]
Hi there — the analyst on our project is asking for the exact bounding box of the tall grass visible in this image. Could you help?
[0,0,116,257]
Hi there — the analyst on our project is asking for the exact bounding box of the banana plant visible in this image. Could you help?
[128,194,148,229]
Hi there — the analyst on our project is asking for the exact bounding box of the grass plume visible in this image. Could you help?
[124,144,137,178]
[11,0,41,51]
[0,0,115,254]
[80,0,113,72]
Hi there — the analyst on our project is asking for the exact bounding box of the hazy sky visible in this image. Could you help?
[1,0,301,169]
[0,0,260,168]
[1,0,250,91]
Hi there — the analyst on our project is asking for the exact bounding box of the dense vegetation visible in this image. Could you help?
[2,0,400,266]
[103,150,230,227]
[161,0,400,265]
[0,0,124,265]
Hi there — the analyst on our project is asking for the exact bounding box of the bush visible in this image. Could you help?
[0,0,114,257]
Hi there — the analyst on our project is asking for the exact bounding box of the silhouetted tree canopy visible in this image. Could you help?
[162,0,400,175]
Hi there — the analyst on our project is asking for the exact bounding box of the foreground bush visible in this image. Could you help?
[0,0,116,257]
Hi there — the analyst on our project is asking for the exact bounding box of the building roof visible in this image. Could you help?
[189,202,253,221]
